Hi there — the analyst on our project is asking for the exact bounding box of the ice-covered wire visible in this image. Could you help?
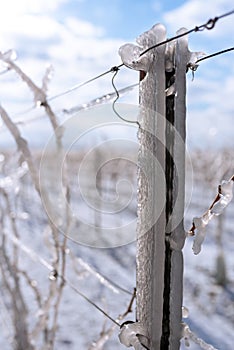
[2,229,132,327]
[1,8,233,126]
[139,9,234,57]
[111,67,140,127]
[48,64,124,102]
[48,8,234,104]
[63,83,138,115]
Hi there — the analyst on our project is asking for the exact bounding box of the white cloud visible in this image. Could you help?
[0,0,68,17]
[163,0,233,37]
[0,0,233,150]
[65,17,104,38]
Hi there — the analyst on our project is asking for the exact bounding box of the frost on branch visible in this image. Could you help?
[119,321,149,349]
[190,176,234,255]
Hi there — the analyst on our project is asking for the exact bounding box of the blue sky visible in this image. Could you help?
[0,0,233,149]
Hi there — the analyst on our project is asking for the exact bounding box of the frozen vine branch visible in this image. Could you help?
[182,323,218,350]
[0,105,40,194]
[189,175,234,254]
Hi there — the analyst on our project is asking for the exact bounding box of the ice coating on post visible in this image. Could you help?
[136,22,167,350]
[167,28,190,349]
[118,44,150,71]
[119,322,149,349]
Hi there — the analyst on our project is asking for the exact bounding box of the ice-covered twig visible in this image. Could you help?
[182,323,219,350]
[0,161,28,190]
[0,105,40,194]
[42,64,53,95]
[0,51,46,106]
[0,53,61,145]
[189,175,234,254]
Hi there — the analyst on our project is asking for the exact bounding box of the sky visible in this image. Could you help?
[0,0,233,149]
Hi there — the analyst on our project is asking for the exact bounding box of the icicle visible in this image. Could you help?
[119,322,149,349]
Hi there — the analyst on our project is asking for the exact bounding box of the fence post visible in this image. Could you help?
[136,26,188,349]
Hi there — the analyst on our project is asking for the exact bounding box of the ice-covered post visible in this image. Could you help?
[119,24,198,349]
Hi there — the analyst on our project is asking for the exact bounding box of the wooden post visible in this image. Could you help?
[136,26,188,349]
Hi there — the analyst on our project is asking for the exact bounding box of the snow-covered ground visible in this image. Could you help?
[0,148,233,350]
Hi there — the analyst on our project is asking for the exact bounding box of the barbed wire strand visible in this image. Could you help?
[2,230,130,327]
[0,44,233,135]
[140,9,234,56]
[48,64,124,102]
[3,8,233,122]
[48,8,234,103]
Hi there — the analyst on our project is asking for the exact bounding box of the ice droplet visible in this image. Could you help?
[182,306,189,318]
[49,270,58,281]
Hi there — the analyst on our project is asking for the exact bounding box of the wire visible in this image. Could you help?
[0,68,10,75]
[196,46,234,63]
[48,64,124,102]
[2,229,128,326]
[111,68,140,127]
[139,9,234,56]
[61,276,121,326]
[1,8,233,127]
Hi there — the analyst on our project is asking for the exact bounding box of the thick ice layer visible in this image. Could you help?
[118,43,150,71]
[119,322,149,349]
